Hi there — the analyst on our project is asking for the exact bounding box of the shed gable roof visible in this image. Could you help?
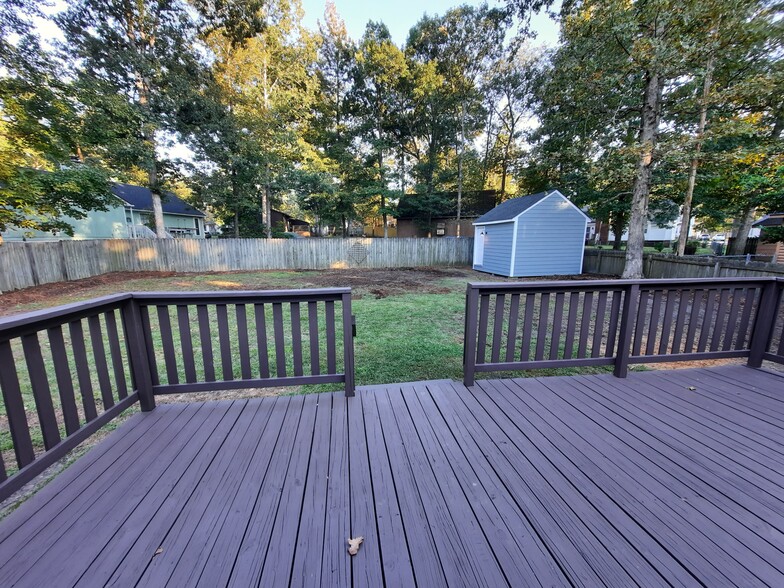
[112,183,206,218]
[474,191,554,224]
[474,190,590,225]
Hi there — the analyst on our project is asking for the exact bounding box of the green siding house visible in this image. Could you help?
[2,184,206,241]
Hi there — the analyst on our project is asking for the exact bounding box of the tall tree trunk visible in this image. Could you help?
[263,185,272,238]
[677,57,714,256]
[149,166,166,239]
[234,210,240,238]
[379,139,387,239]
[728,205,756,256]
[456,101,466,238]
[622,70,662,279]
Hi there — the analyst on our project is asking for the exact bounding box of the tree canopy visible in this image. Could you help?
[0,0,780,278]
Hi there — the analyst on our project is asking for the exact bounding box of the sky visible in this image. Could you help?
[299,0,560,47]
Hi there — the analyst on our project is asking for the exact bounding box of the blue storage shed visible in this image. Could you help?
[472,189,590,277]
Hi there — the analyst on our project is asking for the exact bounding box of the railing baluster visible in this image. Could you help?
[490,294,505,364]
[550,292,565,360]
[341,292,356,396]
[255,303,270,378]
[476,294,490,364]
[684,290,703,353]
[696,289,717,352]
[504,294,520,363]
[104,311,129,399]
[520,293,535,362]
[69,320,98,421]
[631,291,648,356]
[535,293,550,360]
[736,287,758,349]
[592,291,608,358]
[156,307,178,387]
[308,301,320,375]
[711,289,730,352]
[614,283,639,377]
[47,326,81,434]
[138,306,160,386]
[177,305,197,383]
[291,302,303,377]
[564,292,580,360]
[272,302,286,377]
[196,305,215,382]
[671,290,691,353]
[722,288,743,351]
[657,290,676,355]
[216,304,233,381]
[236,304,252,379]
[645,290,662,356]
[0,340,36,467]
[577,291,593,358]
[88,315,114,409]
[604,290,622,358]
[748,281,780,367]
[325,300,337,374]
[22,333,61,450]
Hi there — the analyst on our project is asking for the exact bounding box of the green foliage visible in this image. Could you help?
[761,226,784,244]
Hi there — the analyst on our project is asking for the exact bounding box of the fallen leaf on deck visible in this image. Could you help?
[154,547,163,557]
[687,386,696,391]
[347,536,364,556]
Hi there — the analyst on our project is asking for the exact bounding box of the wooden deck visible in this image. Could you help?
[0,365,783,587]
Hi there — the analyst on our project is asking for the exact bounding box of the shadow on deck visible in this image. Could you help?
[1,364,782,587]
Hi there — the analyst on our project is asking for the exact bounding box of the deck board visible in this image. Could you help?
[1,365,783,587]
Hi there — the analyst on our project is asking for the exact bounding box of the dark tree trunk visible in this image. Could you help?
[623,70,663,278]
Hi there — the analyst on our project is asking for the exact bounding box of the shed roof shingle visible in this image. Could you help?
[473,191,554,224]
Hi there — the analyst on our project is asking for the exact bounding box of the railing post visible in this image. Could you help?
[341,292,356,397]
[122,298,156,411]
[614,282,640,378]
[748,280,780,368]
[463,284,479,387]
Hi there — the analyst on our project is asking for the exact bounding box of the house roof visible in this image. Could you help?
[474,190,555,224]
[112,183,206,218]
[752,212,784,228]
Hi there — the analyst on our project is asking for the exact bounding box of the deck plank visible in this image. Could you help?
[1,365,783,587]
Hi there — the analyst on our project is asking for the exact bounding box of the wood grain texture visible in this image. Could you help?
[1,365,782,587]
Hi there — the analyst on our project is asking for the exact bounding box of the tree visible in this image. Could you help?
[183,0,318,238]
[511,0,761,277]
[0,4,114,238]
[353,22,409,237]
[58,0,202,237]
[407,5,506,235]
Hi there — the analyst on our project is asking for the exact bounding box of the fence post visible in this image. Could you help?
[463,284,480,387]
[341,292,356,397]
[748,280,780,368]
[614,282,640,378]
[121,297,156,411]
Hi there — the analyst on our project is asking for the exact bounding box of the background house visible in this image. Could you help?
[394,190,498,238]
[753,212,784,262]
[1,183,207,241]
[473,189,589,277]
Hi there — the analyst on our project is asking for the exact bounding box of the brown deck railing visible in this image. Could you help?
[464,278,784,386]
[0,288,355,501]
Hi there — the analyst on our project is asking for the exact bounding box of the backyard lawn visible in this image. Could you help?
[0,267,612,388]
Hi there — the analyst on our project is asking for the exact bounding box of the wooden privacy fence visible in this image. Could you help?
[0,237,475,292]
[464,277,784,385]
[584,249,784,279]
[0,288,355,501]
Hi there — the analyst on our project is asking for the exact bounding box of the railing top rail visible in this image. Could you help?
[0,293,133,340]
[131,288,351,303]
[467,277,780,292]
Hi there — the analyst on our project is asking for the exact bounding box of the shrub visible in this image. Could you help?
[684,240,699,255]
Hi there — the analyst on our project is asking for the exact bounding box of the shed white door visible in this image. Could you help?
[474,228,486,266]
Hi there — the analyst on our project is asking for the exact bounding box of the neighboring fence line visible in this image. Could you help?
[584,249,784,279]
[0,237,475,292]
